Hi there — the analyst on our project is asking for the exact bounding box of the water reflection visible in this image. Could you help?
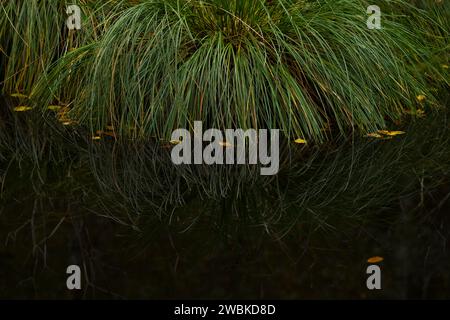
[1,94,450,299]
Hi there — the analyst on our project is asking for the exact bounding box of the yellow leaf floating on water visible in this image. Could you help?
[13,106,33,112]
[48,105,63,111]
[367,130,405,138]
[92,136,102,141]
[10,93,29,99]
[219,141,233,148]
[366,132,384,138]
[378,130,406,136]
[294,138,307,144]
[416,95,426,102]
[367,256,384,263]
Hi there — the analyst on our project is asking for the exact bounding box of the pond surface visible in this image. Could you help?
[0,95,450,299]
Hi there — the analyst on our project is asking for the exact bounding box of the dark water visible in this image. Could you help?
[1,95,450,299]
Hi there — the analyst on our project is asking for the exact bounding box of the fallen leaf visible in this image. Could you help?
[366,132,384,138]
[294,138,307,144]
[13,106,33,112]
[92,136,102,141]
[416,95,426,102]
[48,105,63,111]
[378,130,405,136]
[367,256,384,263]
[10,93,29,99]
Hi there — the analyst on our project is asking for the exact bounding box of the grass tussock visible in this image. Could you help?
[1,1,448,200]
[22,0,448,143]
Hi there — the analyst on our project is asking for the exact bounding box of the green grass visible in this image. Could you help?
[26,0,447,143]
[387,0,449,87]
[0,0,130,96]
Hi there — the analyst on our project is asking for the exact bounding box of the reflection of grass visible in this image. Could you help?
[1,111,450,298]
[26,0,445,142]
[2,88,449,230]
[1,93,450,299]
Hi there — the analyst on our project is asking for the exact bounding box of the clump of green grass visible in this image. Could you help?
[31,0,444,142]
